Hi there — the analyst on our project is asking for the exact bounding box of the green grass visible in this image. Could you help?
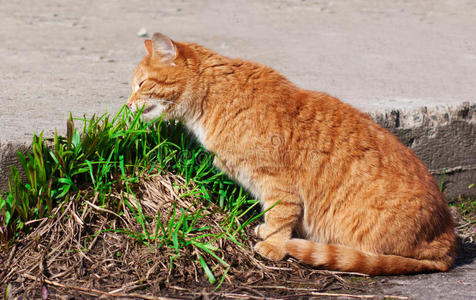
[458,199,476,219]
[450,193,476,223]
[0,105,259,286]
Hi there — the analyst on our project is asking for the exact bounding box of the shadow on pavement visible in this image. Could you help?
[454,238,476,268]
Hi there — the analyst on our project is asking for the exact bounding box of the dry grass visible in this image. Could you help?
[450,204,476,246]
[1,172,387,299]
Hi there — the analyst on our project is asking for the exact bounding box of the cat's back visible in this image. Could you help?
[199,49,442,193]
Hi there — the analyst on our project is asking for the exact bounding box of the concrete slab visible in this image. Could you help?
[1,0,475,197]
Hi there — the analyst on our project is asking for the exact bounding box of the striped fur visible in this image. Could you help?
[129,33,457,275]
[286,239,454,275]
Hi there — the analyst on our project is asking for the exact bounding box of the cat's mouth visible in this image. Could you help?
[142,105,157,114]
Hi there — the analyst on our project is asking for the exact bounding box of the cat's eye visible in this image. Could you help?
[134,79,146,92]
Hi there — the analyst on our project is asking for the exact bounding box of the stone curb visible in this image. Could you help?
[370,102,476,199]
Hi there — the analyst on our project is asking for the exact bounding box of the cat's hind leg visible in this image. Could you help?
[254,192,302,261]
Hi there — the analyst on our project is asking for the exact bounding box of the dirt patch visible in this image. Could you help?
[1,172,395,299]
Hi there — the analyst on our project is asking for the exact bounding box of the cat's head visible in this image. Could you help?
[128,33,198,122]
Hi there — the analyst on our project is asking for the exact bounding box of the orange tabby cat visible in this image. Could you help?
[128,33,456,275]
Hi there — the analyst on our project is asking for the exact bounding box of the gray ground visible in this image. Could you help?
[374,244,476,299]
[0,0,475,299]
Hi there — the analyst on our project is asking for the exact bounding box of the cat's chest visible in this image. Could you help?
[186,119,207,146]
[186,119,261,197]
[232,167,254,192]
[214,155,261,199]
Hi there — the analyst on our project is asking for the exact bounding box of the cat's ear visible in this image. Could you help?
[144,39,153,55]
[150,32,177,65]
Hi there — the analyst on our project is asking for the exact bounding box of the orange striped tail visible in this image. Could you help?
[285,239,452,275]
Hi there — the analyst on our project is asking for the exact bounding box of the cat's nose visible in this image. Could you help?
[128,102,137,113]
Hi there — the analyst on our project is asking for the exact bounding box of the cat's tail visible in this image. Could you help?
[285,239,452,275]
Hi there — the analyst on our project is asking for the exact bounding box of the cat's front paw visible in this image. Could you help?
[254,223,277,240]
[254,223,267,239]
[254,240,287,261]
